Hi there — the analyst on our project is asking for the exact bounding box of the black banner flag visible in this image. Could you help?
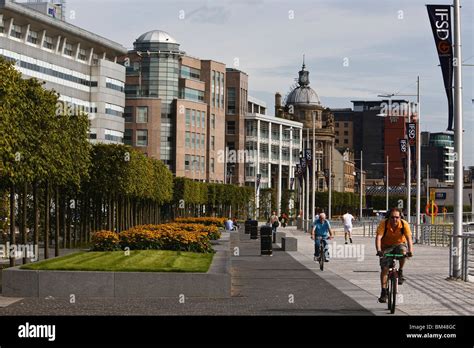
[427,4,454,130]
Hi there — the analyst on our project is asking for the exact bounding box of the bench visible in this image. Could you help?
[282,236,297,251]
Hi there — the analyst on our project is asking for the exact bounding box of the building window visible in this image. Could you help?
[211,136,215,150]
[227,87,236,114]
[106,77,125,92]
[104,129,123,143]
[78,48,87,61]
[136,106,148,123]
[124,129,132,145]
[191,110,195,126]
[186,109,191,126]
[43,36,54,50]
[185,132,190,148]
[64,43,74,57]
[344,122,348,128]
[181,66,201,80]
[10,24,22,39]
[180,88,204,102]
[191,133,195,149]
[211,114,215,129]
[185,155,191,170]
[335,139,339,144]
[27,30,38,44]
[344,139,348,144]
[136,130,148,146]
[201,134,205,148]
[211,158,215,173]
[124,106,133,123]
[105,104,124,117]
[335,131,339,136]
[201,111,205,128]
[344,131,348,136]
[227,121,236,135]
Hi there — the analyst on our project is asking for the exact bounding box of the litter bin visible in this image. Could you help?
[260,225,273,255]
[250,220,258,239]
[244,220,251,234]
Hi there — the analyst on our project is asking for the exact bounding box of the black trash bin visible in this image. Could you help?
[260,225,273,255]
[244,220,251,234]
[250,220,258,240]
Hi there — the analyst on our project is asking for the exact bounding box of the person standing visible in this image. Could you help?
[311,213,333,262]
[270,211,279,238]
[342,210,355,244]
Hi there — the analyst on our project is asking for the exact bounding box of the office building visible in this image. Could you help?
[421,131,455,184]
[121,30,225,182]
[0,0,127,144]
[245,97,303,216]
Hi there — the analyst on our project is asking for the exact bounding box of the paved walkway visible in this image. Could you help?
[277,225,474,316]
[0,229,372,315]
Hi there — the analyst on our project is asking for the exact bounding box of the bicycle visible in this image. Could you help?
[383,253,407,314]
[315,236,331,271]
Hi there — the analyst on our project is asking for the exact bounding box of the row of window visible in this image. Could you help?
[185,132,206,150]
[124,129,148,147]
[335,131,349,136]
[124,106,148,123]
[185,155,205,172]
[335,139,349,145]
[179,87,204,102]
[211,70,224,109]
[8,57,98,88]
[335,122,350,128]
[185,109,206,128]
[181,65,201,80]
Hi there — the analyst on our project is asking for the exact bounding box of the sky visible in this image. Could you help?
[62,0,473,166]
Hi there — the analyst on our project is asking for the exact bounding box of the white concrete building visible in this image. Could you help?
[0,0,127,143]
[245,96,303,216]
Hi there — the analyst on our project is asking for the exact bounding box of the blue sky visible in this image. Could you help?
[64,0,473,166]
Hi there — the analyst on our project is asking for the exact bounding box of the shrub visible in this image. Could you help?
[174,217,226,228]
[91,231,120,251]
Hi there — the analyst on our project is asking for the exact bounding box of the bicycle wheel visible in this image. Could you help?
[390,276,398,314]
[319,245,324,271]
[387,274,392,310]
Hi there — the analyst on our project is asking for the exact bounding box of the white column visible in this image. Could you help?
[60,37,67,55]
[88,47,95,65]
[278,124,283,216]
[256,119,261,219]
[39,30,46,48]
[75,42,81,60]
[23,24,30,43]
[55,35,62,54]
[6,18,14,38]
[289,127,293,190]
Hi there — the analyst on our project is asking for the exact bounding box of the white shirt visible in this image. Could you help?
[342,213,354,226]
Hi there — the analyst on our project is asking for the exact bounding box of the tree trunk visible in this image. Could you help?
[33,181,39,259]
[9,183,16,267]
[22,182,27,264]
[67,196,72,249]
[44,181,49,260]
[55,186,60,257]
[62,193,67,249]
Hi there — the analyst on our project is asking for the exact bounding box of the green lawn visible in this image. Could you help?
[20,250,214,273]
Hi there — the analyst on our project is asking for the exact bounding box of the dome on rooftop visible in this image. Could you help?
[136,30,178,44]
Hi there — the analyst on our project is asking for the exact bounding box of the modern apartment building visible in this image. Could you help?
[245,97,303,216]
[0,0,127,143]
[421,131,455,184]
[122,30,226,182]
[332,100,417,186]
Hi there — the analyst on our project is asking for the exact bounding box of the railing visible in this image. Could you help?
[447,233,474,282]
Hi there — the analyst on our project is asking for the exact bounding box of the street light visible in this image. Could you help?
[371,155,389,212]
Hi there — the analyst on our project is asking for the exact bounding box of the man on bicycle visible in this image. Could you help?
[375,207,414,303]
[311,212,333,262]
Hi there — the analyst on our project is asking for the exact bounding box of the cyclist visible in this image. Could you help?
[311,212,333,262]
[375,207,414,303]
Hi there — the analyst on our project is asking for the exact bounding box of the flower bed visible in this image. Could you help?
[91,223,220,253]
[174,217,226,228]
